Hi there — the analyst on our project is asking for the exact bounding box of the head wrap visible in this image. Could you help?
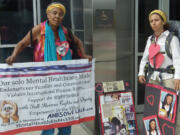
[149,9,167,23]
[46,2,66,17]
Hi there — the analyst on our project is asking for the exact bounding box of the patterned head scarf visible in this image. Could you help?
[149,9,167,24]
[46,2,66,17]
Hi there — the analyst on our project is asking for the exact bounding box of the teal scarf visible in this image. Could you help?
[44,21,67,61]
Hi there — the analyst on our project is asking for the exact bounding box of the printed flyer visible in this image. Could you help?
[0,59,95,135]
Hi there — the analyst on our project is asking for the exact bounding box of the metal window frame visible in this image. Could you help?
[37,0,41,24]
[70,0,75,31]
[83,0,93,46]
[134,0,144,112]
[159,0,169,20]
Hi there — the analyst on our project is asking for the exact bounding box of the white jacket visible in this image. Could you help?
[138,30,180,80]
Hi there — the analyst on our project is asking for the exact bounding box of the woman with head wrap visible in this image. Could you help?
[6,2,92,64]
[6,2,92,135]
[138,9,180,90]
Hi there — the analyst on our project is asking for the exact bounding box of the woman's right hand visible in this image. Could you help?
[6,55,16,65]
[139,75,146,84]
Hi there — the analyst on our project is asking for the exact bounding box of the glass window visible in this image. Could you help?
[74,31,84,43]
[138,0,158,52]
[71,0,84,30]
[170,0,180,21]
[0,0,33,45]
[137,56,145,104]
[137,0,158,105]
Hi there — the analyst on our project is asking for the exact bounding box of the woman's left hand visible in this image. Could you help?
[174,79,180,91]
[82,55,92,61]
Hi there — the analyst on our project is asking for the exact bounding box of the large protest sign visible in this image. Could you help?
[143,83,178,135]
[0,59,95,135]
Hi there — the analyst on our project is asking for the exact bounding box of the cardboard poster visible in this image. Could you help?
[143,83,178,135]
[99,92,138,135]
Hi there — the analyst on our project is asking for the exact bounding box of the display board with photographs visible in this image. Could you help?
[143,83,178,135]
[99,92,138,135]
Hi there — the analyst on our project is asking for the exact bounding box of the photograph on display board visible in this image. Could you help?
[102,81,125,93]
[158,89,177,123]
[99,92,138,135]
[119,93,133,105]
[101,103,129,135]
[103,93,133,105]
[127,120,137,134]
[125,105,137,134]
[143,115,162,135]
[104,93,120,103]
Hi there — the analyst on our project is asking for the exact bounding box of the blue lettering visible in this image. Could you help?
[47,111,74,119]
